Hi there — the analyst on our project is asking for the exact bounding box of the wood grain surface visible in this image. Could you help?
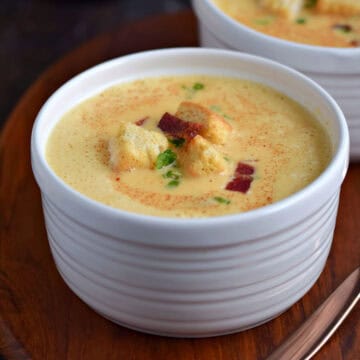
[0,10,359,360]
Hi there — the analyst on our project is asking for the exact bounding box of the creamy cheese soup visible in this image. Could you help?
[214,0,360,47]
[46,75,332,218]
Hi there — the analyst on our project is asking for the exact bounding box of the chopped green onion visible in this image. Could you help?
[158,158,183,188]
[169,138,185,148]
[167,180,180,188]
[156,149,177,169]
[305,0,317,8]
[254,18,272,25]
[181,83,205,99]
[163,170,181,180]
[193,82,204,90]
[209,105,222,112]
[209,105,233,121]
[213,196,231,205]
[296,18,307,24]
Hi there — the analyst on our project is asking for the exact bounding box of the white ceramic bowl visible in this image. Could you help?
[31,48,349,337]
[192,0,360,161]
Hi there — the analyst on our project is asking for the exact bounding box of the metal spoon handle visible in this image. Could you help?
[266,267,360,360]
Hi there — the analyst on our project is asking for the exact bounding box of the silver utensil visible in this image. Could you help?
[266,267,360,360]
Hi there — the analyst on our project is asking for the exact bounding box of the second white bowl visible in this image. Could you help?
[192,0,360,160]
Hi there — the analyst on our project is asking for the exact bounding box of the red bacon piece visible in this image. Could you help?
[158,112,202,140]
[226,162,255,193]
[235,162,255,176]
[135,116,149,126]
[226,175,253,193]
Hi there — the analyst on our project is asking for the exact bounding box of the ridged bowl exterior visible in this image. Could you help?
[309,72,360,159]
[193,0,360,161]
[41,192,338,337]
[31,48,349,337]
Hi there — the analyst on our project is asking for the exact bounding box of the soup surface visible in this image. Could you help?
[46,75,331,218]
[214,0,360,47]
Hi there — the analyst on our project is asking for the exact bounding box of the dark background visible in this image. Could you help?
[0,0,191,129]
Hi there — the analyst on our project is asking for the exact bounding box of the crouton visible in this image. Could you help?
[178,135,229,177]
[259,0,304,19]
[109,122,168,171]
[175,101,232,145]
[316,0,360,15]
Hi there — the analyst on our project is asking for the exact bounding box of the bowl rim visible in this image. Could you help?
[193,0,360,54]
[31,47,349,228]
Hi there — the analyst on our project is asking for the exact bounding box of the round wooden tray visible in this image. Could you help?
[0,10,359,360]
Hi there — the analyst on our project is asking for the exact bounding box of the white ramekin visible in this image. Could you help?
[31,48,349,337]
[192,0,360,161]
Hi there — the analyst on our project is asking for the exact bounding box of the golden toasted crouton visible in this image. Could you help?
[316,0,360,15]
[179,135,228,177]
[175,101,232,145]
[109,122,168,171]
[259,0,304,19]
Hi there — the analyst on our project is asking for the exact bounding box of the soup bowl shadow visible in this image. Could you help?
[192,0,360,161]
[31,48,349,337]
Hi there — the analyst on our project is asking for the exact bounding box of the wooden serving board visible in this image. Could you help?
[0,11,359,360]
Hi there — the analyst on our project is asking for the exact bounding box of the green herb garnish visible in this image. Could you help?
[296,18,307,24]
[209,105,233,121]
[169,138,185,148]
[163,169,181,180]
[193,82,204,90]
[213,197,231,205]
[209,105,222,112]
[254,18,272,26]
[305,0,317,8]
[157,155,183,188]
[167,180,180,188]
[165,169,182,188]
[181,82,205,99]
[223,114,233,120]
[156,149,177,169]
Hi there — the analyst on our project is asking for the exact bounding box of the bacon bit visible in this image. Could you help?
[226,176,253,193]
[135,116,149,126]
[235,162,255,176]
[226,162,255,193]
[116,177,120,182]
[158,112,203,141]
[332,24,352,33]
[350,40,360,47]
